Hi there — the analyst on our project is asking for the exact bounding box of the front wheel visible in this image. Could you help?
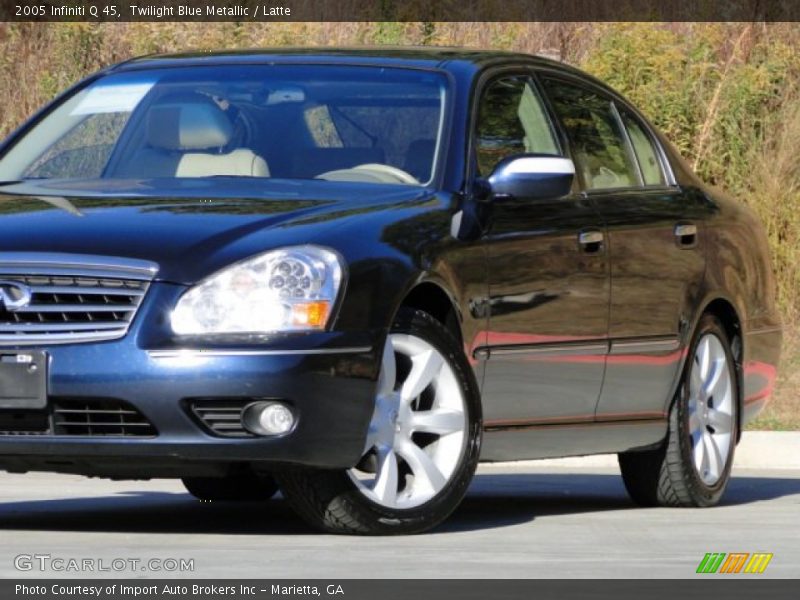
[619,314,739,507]
[276,308,482,535]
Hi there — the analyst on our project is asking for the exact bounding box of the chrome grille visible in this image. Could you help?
[0,253,157,345]
[0,276,147,344]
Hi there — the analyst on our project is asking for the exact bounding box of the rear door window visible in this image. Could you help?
[541,77,641,191]
[619,109,666,186]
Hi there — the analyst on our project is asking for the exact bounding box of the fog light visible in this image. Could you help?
[242,401,296,436]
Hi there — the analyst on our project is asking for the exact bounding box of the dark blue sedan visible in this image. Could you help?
[0,48,781,534]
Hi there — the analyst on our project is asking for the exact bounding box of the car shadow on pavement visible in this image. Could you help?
[439,472,800,533]
[438,472,631,533]
[0,490,312,534]
[0,473,797,535]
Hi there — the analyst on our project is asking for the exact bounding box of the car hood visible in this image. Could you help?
[0,178,432,284]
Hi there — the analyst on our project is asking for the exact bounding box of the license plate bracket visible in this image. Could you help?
[0,351,48,409]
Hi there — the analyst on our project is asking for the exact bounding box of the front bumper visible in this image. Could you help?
[0,283,381,476]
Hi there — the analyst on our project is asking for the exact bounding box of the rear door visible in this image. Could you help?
[540,74,705,421]
[479,72,609,428]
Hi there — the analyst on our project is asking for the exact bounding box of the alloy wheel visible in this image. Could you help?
[348,333,468,509]
[687,333,735,486]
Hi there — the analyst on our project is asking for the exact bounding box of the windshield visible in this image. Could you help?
[0,64,448,188]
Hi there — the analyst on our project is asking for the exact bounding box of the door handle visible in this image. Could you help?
[578,230,604,253]
[674,223,697,247]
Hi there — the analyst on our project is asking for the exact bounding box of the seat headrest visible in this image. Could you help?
[146,95,233,151]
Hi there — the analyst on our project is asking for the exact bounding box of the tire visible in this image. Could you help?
[619,314,739,507]
[276,308,482,535]
[183,472,279,502]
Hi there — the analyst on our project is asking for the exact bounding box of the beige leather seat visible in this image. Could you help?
[146,96,269,178]
[177,149,269,178]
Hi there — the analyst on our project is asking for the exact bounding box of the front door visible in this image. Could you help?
[477,73,610,427]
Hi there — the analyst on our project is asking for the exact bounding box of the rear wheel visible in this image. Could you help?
[276,308,482,535]
[619,314,738,507]
[182,472,279,502]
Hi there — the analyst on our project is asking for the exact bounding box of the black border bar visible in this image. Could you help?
[3,579,800,600]
[3,0,800,22]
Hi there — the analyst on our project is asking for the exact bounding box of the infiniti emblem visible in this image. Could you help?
[0,280,33,312]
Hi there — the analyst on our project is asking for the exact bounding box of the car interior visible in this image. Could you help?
[10,68,444,188]
[115,93,271,179]
[103,80,442,185]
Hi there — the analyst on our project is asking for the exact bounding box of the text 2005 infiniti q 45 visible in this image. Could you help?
[0,49,781,534]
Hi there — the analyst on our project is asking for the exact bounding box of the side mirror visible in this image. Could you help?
[484,154,575,201]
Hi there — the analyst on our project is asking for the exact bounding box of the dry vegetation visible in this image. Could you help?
[0,22,797,427]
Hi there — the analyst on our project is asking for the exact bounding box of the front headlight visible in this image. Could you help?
[171,245,343,335]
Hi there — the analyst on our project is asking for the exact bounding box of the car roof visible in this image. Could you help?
[107,46,626,116]
[112,46,580,76]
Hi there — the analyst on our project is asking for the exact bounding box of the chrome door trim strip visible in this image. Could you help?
[474,341,609,360]
[473,336,680,360]
[483,416,666,433]
[609,337,680,354]
[473,348,490,360]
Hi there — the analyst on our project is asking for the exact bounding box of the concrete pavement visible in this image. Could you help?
[0,462,797,579]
